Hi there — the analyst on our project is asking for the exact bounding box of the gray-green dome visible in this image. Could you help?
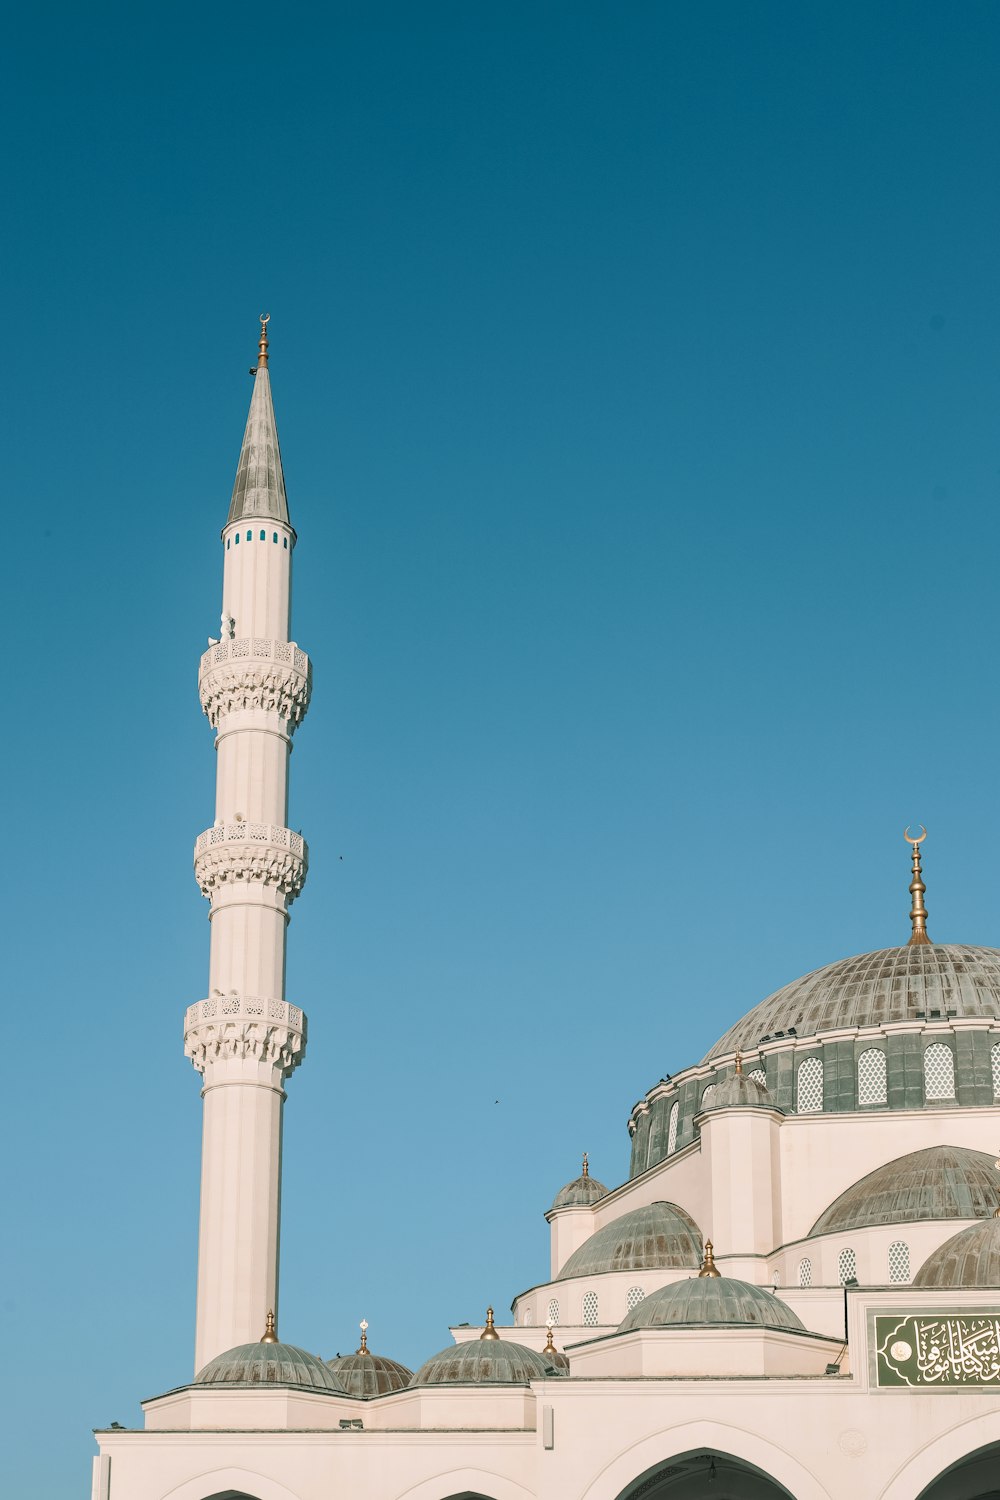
[619,1275,805,1333]
[325,1350,413,1397]
[196,1340,345,1393]
[706,945,1000,1059]
[557,1202,702,1281]
[913,1217,1000,1287]
[810,1146,1000,1237]
[552,1161,609,1210]
[412,1338,558,1386]
[704,1071,775,1110]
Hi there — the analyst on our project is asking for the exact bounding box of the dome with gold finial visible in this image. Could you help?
[326,1319,414,1398]
[913,1216,1000,1287]
[551,1153,609,1210]
[196,1312,346,1393]
[411,1308,563,1385]
[618,1274,806,1335]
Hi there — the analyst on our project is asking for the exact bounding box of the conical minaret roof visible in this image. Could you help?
[227,315,290,526]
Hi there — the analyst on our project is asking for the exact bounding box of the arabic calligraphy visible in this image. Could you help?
[876,1314,1000,1387]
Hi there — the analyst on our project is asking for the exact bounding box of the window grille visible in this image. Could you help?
[546,1298,559,1327]
[582,1291,599,1327]
[888,1241,910,1284]
[924,1042,955,1100]
[796,1057,824,1113]
[626,1286,645,1311]
[666,1102,679,1154]
[748,1067,766,1088]
[700,1084,717,1111]
[798,1257,812,1287]
[838,1247,857,1284]
[992,1042,1000,1099]
[857,1048,887,1105]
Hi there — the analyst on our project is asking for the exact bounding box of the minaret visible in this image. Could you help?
[183,316,312,1372]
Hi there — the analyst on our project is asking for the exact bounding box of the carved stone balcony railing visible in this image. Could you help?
[199,637,312,729]
[193,821,308,902]
[184,993,307,1080]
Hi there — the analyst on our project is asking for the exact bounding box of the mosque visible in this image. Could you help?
[92,321,1000,1500]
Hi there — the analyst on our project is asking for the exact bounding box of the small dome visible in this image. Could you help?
[619,1276,805,1334]
[810,1146,1000,1237]
[326,1350,413,1397]
[914,1217,1000,1287]
[551,1154,609,1210]
[412,1337,558,1386]
[705,945,1000,1059]
[558,1202,702,1280]
[196,1340,345,1393]
[704,1069,775,1110]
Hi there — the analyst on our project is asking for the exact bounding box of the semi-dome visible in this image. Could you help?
[551,1153,609,1210]
[618,1275,805,1334]
[705,944,1000,1060]
[197,1340,345,1393]
[810,1145,1000,1237]
[913,1217,1000,1287]
[411,1337,557,1386]
[557,1202,702,1281]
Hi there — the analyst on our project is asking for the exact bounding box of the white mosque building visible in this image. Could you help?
[92,321,1000,1500]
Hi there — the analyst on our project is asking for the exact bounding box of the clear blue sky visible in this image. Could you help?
[4,1,1000,1491]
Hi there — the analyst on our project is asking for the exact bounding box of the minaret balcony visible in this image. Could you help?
[184,993,307,1082]
[193,821,308,902]
[199,637,312,729]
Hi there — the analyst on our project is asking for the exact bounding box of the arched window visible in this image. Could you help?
[838,1247,857,1284]
[283,536,288,548]
[626,1286,645,1311]
[796,1056,824,1113]
[666,1101,679,1154]
[924,1042,956,1100]
[888,1240,910,1283]
[582,1291,599,1326]
[273,532,278,543]
[991,1042,1000,1099]
[226,538,230,549]
[700,1083,717,1111]
[546,1297,559,1327]
[234,532,240,544]
[748,1067,766,1088]
[522,1306,533,1325]
[798,1257,812,1287]
[857,1048,887,1105]
[246,529,252,541]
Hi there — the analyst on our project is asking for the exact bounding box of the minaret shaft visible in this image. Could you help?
[185,333,310,1373]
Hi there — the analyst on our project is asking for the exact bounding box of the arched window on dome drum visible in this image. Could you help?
[626,1286,645,1311]
[798,1257,812,1287]
[796,1056,823,1113]
[666,1101,679,1154]
[857,1048,887,1105]
[700,1083,717,1111]
[582,1291,599,1326]
[748,1067,766,1088]
[838,1247,857,1284]
[991,1042,1000,1099]
[923,1042,956,1101]
[546,1298,560,1327]
[888,1240,910,1284]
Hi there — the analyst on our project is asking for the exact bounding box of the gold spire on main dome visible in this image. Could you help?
[905,826,931,946]
[260,1309,279,1343]
[480,1307,500,1340]
[698,1240,721,1278]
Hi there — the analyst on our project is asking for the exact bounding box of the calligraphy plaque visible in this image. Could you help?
[875,1314,1000,1387]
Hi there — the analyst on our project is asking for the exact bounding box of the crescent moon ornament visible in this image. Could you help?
[260,312,270,327]
[904,824,927,846]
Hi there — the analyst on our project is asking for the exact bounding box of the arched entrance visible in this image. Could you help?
[916,1442,1000,1500]
[618,1451,795,1499]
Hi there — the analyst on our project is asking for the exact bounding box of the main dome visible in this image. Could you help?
[706,945,1000,1059]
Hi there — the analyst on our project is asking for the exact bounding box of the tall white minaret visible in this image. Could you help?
[183,316,312,1372]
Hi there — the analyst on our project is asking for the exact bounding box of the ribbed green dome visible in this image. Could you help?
[557,1202,702,1281]
[705,1071,775,1110]
[810,1146,1000,1237]
[913,1218,1000,1287]
[197,1340,345,1393]
[325,1350,413,1397]
[412,1338,559,1386]
[619,1276,805,1333]
[551,1166,609,1210]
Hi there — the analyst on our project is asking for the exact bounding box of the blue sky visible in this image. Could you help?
[4,1,1000,1491]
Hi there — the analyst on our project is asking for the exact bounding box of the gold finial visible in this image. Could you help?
[543,1326,558,1356]
[734,1048,744,1077]
[357,1318,370,1355]
[257,312,271,368]
[698,1240,722,1278]
[581,1152,589,1179]
[904,826,931,946]
[480,1306,500,1340]
[260,1309,278,1343]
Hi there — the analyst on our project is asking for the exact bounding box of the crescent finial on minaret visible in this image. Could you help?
[904,825,931,946]
[257,312,271,368]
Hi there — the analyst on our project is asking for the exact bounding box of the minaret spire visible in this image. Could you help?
[184,318,312,1372]
[904,826,931,946]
